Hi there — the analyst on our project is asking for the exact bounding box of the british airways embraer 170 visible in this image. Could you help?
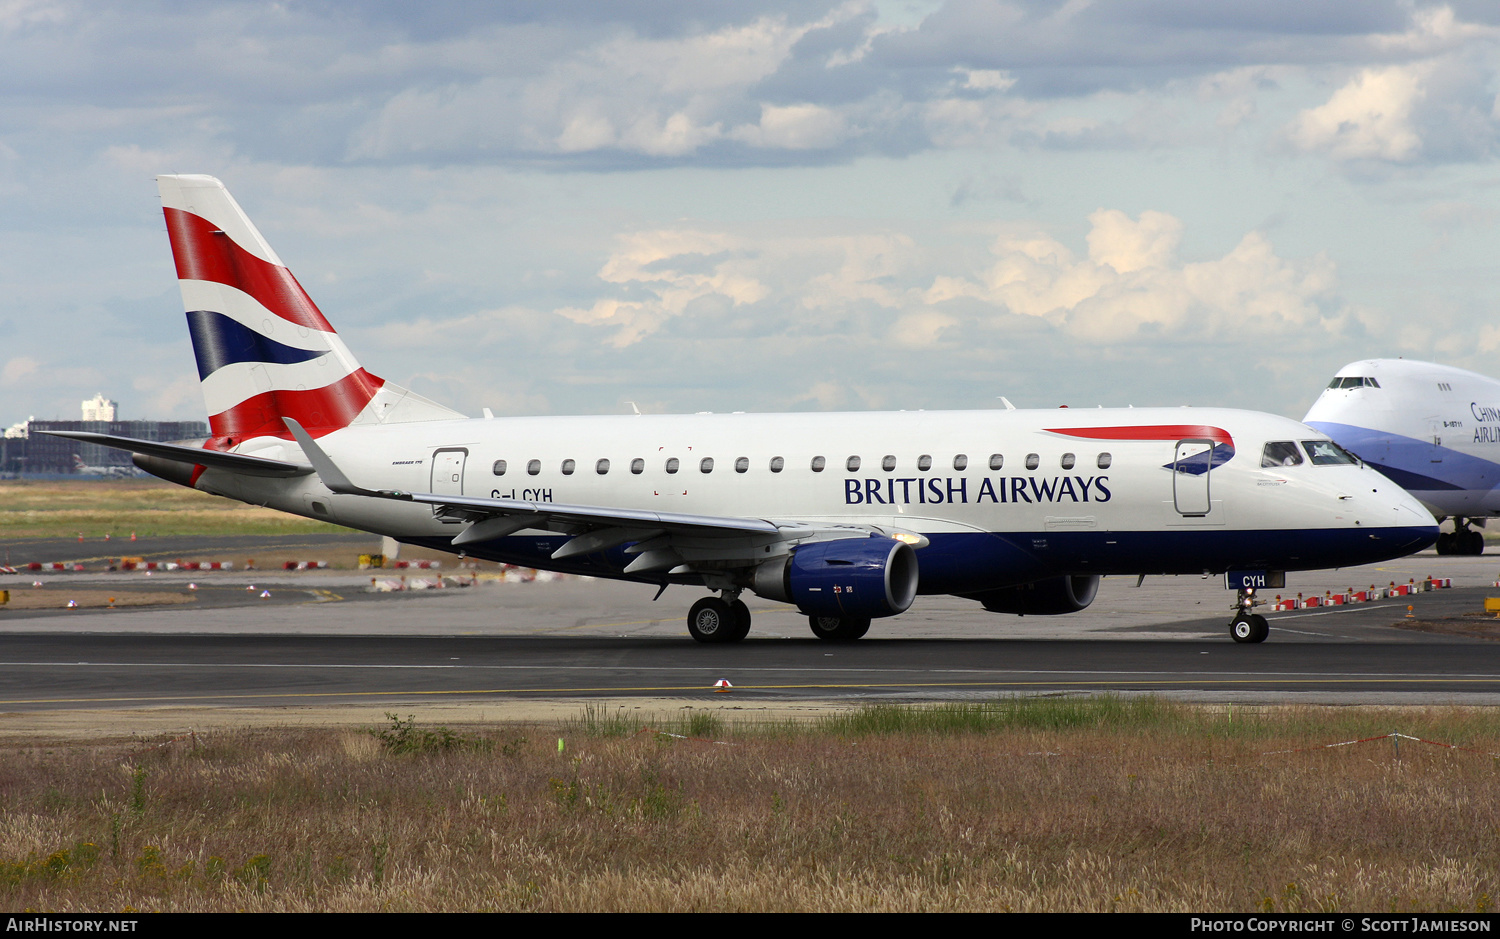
[1307,358,1500,556]
[47,176,1437,644]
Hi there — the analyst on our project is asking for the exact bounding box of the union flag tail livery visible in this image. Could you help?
[46,175,1439,647]
[157,174,460,445]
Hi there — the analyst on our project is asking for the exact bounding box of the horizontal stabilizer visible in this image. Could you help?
[38,431,313,478]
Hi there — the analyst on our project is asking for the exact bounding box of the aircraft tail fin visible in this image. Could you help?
[156,175,462,446]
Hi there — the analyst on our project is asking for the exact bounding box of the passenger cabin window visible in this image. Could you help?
[700,457,714,473]
[561,459,576,475]
[596,458,610,475]
[735,457,749,473]
[770,456,784,473]
[630,458,644,474]
[988,453,1003,471]
[846,456,861,472]
[1060,453,1075,470]
[1097,452,1112,469]
[666,457,680,474]
[526,459,541,475]
[917,455,932,471]
[882,455,896,472]
[1261,441,1303,467]
[1025,453,1039,470]
[953,454,968,471]
[1302,440,1358,465]
[492,460,507,476]
[811,456,826,472]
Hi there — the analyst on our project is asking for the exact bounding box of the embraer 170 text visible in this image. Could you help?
[47,177,1438,644]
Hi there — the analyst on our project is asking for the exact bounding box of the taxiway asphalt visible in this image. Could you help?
[1,548,1497,710]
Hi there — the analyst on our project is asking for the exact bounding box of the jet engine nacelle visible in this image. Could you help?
[965,574,1100,615]
[752,536,918,619]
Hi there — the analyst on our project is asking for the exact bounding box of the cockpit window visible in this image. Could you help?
[1302,440,1359,465]
[1262,441,1303,467]
[1327,376,1380,390]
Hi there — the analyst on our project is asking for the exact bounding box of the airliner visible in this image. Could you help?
[1306,358,1500,555]
[45,176,1438,644]
[73,454,134,478]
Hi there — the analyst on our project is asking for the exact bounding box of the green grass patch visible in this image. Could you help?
[371,713,494,755]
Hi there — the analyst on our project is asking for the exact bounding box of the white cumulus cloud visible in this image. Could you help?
[1288,65,1428,162]
[926,209,1339,343]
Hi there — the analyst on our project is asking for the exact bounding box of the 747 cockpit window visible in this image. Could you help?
[1261,441,1303,467]
[1327,376,1380,389]
[1302,440,1359,465]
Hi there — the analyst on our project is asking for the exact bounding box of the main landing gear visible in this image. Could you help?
[687,592,752,644]
[684,592,874,643]
[1229,587,1269,644]
[1436,519,1485,556]
[807,614,870,642]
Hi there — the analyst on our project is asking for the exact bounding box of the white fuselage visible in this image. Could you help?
[200,405,1436,592]
[1305,358,1500,520]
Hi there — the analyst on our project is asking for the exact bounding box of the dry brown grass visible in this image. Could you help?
[1397,616,1500,641]
[0,480,348,538]
[0,701,1497,912]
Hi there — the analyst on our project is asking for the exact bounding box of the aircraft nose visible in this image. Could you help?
[1376,481,1440,548]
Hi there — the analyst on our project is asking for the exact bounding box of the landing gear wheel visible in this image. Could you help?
[728,600,752,642]
[808,614,871,641]
[1468,529,1486,555]
[1436,532,1454,555]
[1230,613,1269,644]
[688,597,737,644]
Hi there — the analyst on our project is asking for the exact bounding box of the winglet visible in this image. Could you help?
[283,418,380,496]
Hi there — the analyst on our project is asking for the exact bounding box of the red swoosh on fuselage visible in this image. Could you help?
[1042,424,1235,448]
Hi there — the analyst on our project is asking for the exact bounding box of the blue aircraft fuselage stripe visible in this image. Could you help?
[1306,421,1488,493]
[399,524,1438,595]
[186,309,326,379]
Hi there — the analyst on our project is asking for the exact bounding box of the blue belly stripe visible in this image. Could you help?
[397,524,1438,595]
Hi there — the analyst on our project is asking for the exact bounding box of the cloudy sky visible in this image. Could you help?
[3,0,1499,426]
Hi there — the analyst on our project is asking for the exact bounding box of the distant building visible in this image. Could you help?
[81,394,117,422]
[0,396,207,475]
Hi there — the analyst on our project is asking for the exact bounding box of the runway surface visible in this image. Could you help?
[0,632,1495,712]
[2,543,1498,711]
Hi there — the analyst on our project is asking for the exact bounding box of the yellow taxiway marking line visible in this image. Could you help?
[3,676,1499,706]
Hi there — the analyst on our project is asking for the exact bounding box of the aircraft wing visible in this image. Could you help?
[283,418,908,573]
[37,431,313,478]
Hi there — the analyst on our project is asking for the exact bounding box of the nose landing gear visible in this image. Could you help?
[1229,587,1269,644]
